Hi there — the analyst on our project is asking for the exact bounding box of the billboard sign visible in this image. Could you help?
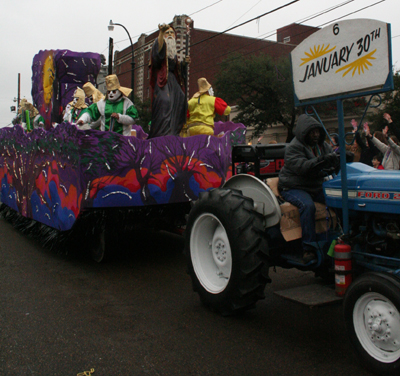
[291,19,393,105]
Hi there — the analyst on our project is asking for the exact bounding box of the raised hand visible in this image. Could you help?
[383,113,393,123]
[364,123,371,136]
[158,23,171,33]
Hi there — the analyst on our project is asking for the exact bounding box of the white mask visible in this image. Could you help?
[208,87,214,97]
[107,89,122,102]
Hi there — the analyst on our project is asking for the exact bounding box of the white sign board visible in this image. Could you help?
[291,19,391,103]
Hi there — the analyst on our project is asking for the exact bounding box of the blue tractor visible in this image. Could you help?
[184,142,400,375]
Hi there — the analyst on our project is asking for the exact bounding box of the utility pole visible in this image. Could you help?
[108,37,114,76]
[17,73,21,114]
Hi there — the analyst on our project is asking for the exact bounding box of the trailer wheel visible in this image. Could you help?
[185,188,269,316]
[343,272,400,375]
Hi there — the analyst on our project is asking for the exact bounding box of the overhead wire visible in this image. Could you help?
[104,0,226,53]
[114,0,393,85]
[113,0,300,77]
[188,0,299,49]
[189,0,388,76]
[189,0,355,74]
[226,0,264,29]
[189,0,224,16]
[190,0,354,65]
[116,0,353,77]
[318,0,386,27]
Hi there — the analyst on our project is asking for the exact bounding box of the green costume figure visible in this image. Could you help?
[18,99,44,130]
[77,75,138,136]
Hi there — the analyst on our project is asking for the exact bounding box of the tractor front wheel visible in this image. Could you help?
[343,272,400,375]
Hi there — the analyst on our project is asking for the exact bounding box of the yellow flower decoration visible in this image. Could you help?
[335,49,376,77]
[300,44,336,66]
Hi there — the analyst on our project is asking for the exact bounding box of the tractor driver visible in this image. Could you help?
[278,114,338,263]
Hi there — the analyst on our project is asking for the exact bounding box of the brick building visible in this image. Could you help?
[113,15,318,100]
[112,15,319,142]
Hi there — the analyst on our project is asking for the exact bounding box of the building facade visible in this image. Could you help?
[113,15,318,100]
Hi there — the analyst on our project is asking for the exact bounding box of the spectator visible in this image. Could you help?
[351,119,379,166]
[330,134,339,153]
[365,123,400,170]
[383,113,400,140]
[372,153,384,170]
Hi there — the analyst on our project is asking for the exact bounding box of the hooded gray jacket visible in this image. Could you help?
[278,114,333,194]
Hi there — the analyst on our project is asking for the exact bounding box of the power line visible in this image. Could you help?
[317,0,386,28]
[110,0,394,86]
[189,0,224,16]
[118,0,354,77]
[107,0,226,50]
[226,0,264,29]
[189,0,300,49]
[189,0,388,76]
[181,0,353,59]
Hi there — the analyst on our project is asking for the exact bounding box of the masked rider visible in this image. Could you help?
[63,87,88,124]
[77,75,138,135]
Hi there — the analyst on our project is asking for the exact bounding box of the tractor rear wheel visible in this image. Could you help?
[185,188,269,315]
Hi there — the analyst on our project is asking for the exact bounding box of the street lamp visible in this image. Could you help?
[108,20,135,102]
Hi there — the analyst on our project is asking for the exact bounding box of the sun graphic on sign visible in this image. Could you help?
[300,44,336,66]
[336,49,376,77]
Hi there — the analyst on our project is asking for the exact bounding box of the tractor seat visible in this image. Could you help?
[266,177,336,242]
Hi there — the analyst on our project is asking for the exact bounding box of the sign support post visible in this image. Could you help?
[336,99,349,234]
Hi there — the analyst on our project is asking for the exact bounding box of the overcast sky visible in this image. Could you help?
[0,0,398,128]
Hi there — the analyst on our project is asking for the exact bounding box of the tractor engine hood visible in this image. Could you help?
[323,162,400,214]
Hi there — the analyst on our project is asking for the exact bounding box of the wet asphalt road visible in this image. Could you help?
[0,217,375,376]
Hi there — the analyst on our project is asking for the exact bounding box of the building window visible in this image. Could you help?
[283,36,290,43]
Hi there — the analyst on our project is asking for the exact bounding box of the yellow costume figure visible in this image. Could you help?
[187,78,231,136]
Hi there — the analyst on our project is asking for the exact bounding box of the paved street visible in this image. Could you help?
[0,217,375,376]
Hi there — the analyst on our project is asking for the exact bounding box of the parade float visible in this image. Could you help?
[0,120,246,260]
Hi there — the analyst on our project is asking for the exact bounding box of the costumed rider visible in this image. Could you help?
[187,78,231,136]
[64,87,88,123]
[18,99,45,130]
[63,102,73,122]
[278,114,338,264]
[81,82,105,130]
[77,74,138,136]
[83,82,105,105]
[148,23,190,138]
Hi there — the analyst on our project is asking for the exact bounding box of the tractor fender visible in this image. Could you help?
[223,174,281,228]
